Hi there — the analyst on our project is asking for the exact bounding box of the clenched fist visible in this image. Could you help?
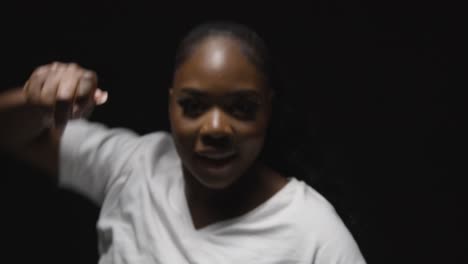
[23,62,108,127]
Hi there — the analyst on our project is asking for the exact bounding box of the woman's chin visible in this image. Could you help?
[191,156,242,189]
[193,169,240,190]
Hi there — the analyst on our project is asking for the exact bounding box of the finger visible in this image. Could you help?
[25,65,49,104]
[23,80,30,91]
[22,80,31,100]
[40,68,63,107]
[76,70,97,98]
[56,64,82,101]
[54,64,83,126]
[49,61,63,72]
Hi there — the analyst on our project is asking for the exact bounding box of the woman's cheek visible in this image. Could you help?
[175,121,199,150]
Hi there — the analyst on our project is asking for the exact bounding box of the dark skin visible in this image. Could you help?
[169,36,288,229]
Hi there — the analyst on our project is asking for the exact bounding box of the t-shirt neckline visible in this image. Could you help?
[177,174,297,234]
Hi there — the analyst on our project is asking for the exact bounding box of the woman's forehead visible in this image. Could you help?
[173,37,266,92]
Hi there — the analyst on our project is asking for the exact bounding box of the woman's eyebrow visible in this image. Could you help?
[179,88,205,97]
[229,90,261,98]
[179,88,261,97]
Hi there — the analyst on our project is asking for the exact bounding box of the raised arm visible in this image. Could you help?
[0,62,108,177]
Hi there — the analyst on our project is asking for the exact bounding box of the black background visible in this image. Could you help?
[1,1,463,263]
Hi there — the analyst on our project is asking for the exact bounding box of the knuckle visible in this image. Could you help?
[68,62,80,69]
[59,82,76,95]
[82,70,96,79]
[33,65,49,77]
[71,67,85,77]
[57,85,75,100]
[44,74,59,85]
[50,61,65,71]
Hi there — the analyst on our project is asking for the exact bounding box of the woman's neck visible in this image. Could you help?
[182,161,288,229]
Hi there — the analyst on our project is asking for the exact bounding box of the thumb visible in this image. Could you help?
[94,88,108,105]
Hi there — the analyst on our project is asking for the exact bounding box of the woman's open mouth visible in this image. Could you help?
[194,152,237,169]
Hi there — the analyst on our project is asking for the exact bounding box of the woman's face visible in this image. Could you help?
[169,36,273,189]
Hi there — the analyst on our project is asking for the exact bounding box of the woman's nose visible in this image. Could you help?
[200,108,233,147]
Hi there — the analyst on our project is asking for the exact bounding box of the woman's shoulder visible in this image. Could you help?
[290,178,366,263]
[65,119,179,166]
[288,178,346,231]
[290,177,336,211]
[137,131,176,155]
[280,178,366,262]
[67,119,174,150]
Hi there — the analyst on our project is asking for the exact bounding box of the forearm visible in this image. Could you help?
[0,88,50,151]
[0,87,28,110]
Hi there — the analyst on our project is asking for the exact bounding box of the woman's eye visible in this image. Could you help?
[177,98,206,117]
[229,101,259,119]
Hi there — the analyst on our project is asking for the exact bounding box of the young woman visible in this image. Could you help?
[0,22,366,263]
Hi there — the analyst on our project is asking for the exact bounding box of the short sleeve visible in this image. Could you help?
[58,119,141,205]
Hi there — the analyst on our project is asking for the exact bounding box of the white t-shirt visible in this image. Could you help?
[59,119,366,264]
